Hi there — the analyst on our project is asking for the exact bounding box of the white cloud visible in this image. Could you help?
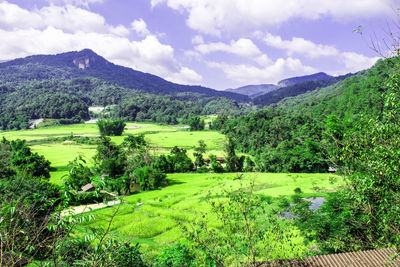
[208,57,316,84]
[0,2,129,36]
[131,18,150,37]
[47,0,103,7]
[152,0,394,36]
[263,33,339,58]
[260,33,380,73]
[0,2,202,85]
[195,38,262,58]
[340,52,379,73]
[192,35,204,45]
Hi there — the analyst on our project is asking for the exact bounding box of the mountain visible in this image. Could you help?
[253,73,354,107]
[225,84,277,98]
[0,49,249,102]
[277,72,333,87]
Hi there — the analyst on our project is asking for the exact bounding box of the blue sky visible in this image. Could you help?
[0,0,396,89]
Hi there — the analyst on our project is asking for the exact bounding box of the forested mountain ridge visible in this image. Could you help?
[277,72,333,87]
[252,73,354,107]
[225,84,277,98]
[0,49,250,102]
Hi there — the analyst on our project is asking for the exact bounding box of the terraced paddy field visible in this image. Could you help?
[77,172,342,260]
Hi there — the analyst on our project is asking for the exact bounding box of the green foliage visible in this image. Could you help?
[0,175,65,261]
[168,146,193,172]
[97,118,126,136]
[224,136,244,172]
[156,243,196,267]
[193,140,207,168]
[2,138,51,178]
[135,166,166,191]
[209,154,224,173]
[292,57,400,254]
[187,116,205,131]
[184,179,305,266]
[64,155,93,190]
[94,137,126,179]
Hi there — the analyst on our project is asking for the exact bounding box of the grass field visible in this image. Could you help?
[78,172,342,260]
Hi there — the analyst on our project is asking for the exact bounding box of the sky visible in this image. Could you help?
[0,0,397,90]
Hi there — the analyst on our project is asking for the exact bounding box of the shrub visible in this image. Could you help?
[156,243,196,267]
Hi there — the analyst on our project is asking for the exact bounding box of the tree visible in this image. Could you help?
[168,146,193,172]
[64,155,93,191]
[187,116,205,131]
[193,140,207,168]
[225,136,244,172]
[134,166,166,191]
[6,139,51,178]
[97,118,126,136]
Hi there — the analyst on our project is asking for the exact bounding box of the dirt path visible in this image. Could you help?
[61,200,123,217]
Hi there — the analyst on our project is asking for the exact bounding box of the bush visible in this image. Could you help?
[135,166,166,190]
[97,118,126,136]
[156,243,196,267]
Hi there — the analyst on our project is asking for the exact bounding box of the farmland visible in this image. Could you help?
[1,122,225,185]
[0,121,342,262]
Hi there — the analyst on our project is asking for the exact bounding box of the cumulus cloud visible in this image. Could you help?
[195,38,262,58]
[260,33,379,72]
[208,57,316,84]
[340,52,379,73]
[263,33,339,58]
[152,0,394,36]
[192,35,204,45]
[131,18,150,37]
[0,1,202,85]
[47,0,103,7]
[0,2,129,36]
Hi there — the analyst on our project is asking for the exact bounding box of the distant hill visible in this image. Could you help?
[277,72,333,87]
[0,49,249,102]
[253,73,354,107]
[225,84,277,98]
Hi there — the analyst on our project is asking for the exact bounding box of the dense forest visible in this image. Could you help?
[212,58,396,173]
[0,78,248,130]
[0,49,249,102]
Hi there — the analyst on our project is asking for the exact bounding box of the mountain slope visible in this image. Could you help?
[253,74,353,107]
[225,84,277,98]
[277,72,333,87]
[0,49,250,102]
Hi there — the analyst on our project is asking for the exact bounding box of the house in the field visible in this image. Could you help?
[204,157,226,164]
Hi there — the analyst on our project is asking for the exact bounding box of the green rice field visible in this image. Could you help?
[1,122,226,185]
[79,172,342,260]
[0,121,343,261]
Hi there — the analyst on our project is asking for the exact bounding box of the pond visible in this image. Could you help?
[282,197,326,218]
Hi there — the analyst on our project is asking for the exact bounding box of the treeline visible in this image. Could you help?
[0,78,249,130]
[212,58,396,173]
